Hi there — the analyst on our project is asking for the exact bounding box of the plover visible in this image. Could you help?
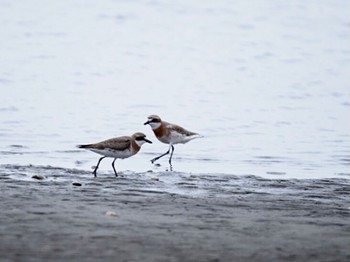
[77,132,152,177]
[144,115,200,165]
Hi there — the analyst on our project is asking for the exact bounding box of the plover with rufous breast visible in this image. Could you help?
[144,115,200,165]
[77,132,152,177]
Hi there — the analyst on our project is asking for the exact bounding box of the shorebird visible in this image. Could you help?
[77,132,152,177]
[144,115,200,165]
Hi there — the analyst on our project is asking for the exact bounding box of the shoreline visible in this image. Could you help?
[1,164,349,262]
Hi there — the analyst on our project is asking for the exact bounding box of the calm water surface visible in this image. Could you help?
[0,0,349,179]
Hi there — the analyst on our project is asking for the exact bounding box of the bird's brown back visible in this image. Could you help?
[78,136,131,151]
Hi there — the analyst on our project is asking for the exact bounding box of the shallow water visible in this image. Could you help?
[0,0,349,179]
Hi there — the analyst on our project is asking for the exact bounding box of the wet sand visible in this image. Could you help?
[1,164,349,262]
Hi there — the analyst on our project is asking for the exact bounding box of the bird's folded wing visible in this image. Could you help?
[167,123,198,136]
[90,136,131,151]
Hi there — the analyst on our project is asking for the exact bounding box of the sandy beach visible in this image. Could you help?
[1,164,349,262]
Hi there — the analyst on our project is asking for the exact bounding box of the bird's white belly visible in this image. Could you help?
[160,131,198,145]
[89,148,134,159]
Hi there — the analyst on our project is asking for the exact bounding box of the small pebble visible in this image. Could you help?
[151,176,159,181]
[72,182,82,187]
[32,175,44,180]
[105,211,118,217]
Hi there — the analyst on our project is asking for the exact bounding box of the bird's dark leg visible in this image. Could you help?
[151,146,171,164]
[111,158,118,177]
[92,156,106,177]
[168,145,175,165]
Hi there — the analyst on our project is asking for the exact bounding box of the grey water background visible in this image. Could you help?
[0,0,349,179]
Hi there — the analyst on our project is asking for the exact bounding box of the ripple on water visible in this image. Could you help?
[0,106,18,111]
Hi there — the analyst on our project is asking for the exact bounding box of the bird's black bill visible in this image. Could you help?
[144,120,151,125]
[144,138,152,144]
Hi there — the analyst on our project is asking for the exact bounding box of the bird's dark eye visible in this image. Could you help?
[136,137,144,141]
[151,118,160,123]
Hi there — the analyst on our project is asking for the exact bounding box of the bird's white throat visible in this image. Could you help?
[148,121,161,130]
[135,140,147,146]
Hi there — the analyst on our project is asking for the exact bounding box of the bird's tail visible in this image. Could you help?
[193,132,204,138]
[187,133,204,141]
[77,144,92,149]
